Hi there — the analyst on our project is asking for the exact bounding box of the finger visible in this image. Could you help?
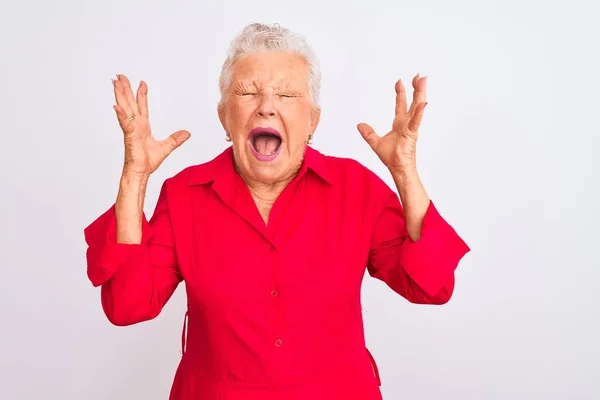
[137,80,149,118]
[163,130,192,154]
[408,102,427,133]
[356,123,379,151]
[409,75,427,115]
[113,104,135,134]
[117,74,140,116]
[394,79,408,117]
[113,78,135,118]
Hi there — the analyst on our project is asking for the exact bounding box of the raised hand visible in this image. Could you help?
[112,74,191,177]
[357,74,427,172]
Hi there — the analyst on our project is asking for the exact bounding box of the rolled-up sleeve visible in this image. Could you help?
[367,193,470,305]
[83,180,182,325]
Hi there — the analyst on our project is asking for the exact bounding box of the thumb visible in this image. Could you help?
[164,130,191,154]
[356,123,379,151]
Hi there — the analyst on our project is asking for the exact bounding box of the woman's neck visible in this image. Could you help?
[234,157,302,224]
[246,179,291,224]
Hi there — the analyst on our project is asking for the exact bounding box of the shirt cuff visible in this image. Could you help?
[399,201,470,297]
[84,205,153,286]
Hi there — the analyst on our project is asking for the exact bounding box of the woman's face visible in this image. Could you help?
[218,52,320,185]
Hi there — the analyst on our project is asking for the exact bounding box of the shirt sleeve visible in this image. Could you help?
[367,192,470,305]
[83,180,182,326]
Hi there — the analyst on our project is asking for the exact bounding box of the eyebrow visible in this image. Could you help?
[232,80,303,94]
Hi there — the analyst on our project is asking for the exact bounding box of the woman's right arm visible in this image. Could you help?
[84,74,191,326]
[84,178,180,326]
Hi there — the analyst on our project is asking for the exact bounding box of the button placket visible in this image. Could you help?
[268,241,285,352]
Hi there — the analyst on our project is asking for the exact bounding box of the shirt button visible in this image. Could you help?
[270,290,278,297]
[275,339,283,347]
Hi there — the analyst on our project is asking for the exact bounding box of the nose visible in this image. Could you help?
[256,94,277,119]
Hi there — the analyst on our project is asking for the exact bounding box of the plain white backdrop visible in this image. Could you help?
[1,0,598,399]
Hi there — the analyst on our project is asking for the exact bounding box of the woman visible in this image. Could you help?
[84,23,470,399]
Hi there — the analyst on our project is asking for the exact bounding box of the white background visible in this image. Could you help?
[1,0,598,399]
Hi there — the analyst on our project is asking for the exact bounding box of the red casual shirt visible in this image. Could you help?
[84,146,470,399]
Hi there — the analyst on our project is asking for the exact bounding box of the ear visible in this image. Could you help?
[217,103,227,131]
[310,105,321,135]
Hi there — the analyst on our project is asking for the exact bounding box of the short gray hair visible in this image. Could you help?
[218,23,322,106]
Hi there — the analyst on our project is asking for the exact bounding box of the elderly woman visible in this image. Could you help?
[84,23,469,400]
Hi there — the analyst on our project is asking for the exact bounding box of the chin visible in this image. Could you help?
[247,159,290,184]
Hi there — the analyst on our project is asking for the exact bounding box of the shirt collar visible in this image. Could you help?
[188,145,332,186]
[302,145,332,185]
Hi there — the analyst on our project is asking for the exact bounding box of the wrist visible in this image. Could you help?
[120,171,150,187]
[388,165,418,181]
[118,172,149,211]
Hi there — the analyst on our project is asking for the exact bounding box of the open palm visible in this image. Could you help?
[357,74,427,171]
[112,74,190,177]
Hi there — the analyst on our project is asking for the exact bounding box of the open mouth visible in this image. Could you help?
[249,127,282,162]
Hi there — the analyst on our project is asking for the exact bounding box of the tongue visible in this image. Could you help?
[254,136,281,155]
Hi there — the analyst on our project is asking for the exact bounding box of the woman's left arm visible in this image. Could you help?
[367,188,469,304]
[357,75,470,304]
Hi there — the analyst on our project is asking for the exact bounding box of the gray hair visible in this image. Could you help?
[218,23,322,106]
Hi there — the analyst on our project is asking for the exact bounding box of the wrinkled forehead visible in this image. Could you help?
[230,52,309,91]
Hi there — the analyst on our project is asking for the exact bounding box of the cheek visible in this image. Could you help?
[280,102,312,123]
[281,108,312,141]
[228,104,254,130]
